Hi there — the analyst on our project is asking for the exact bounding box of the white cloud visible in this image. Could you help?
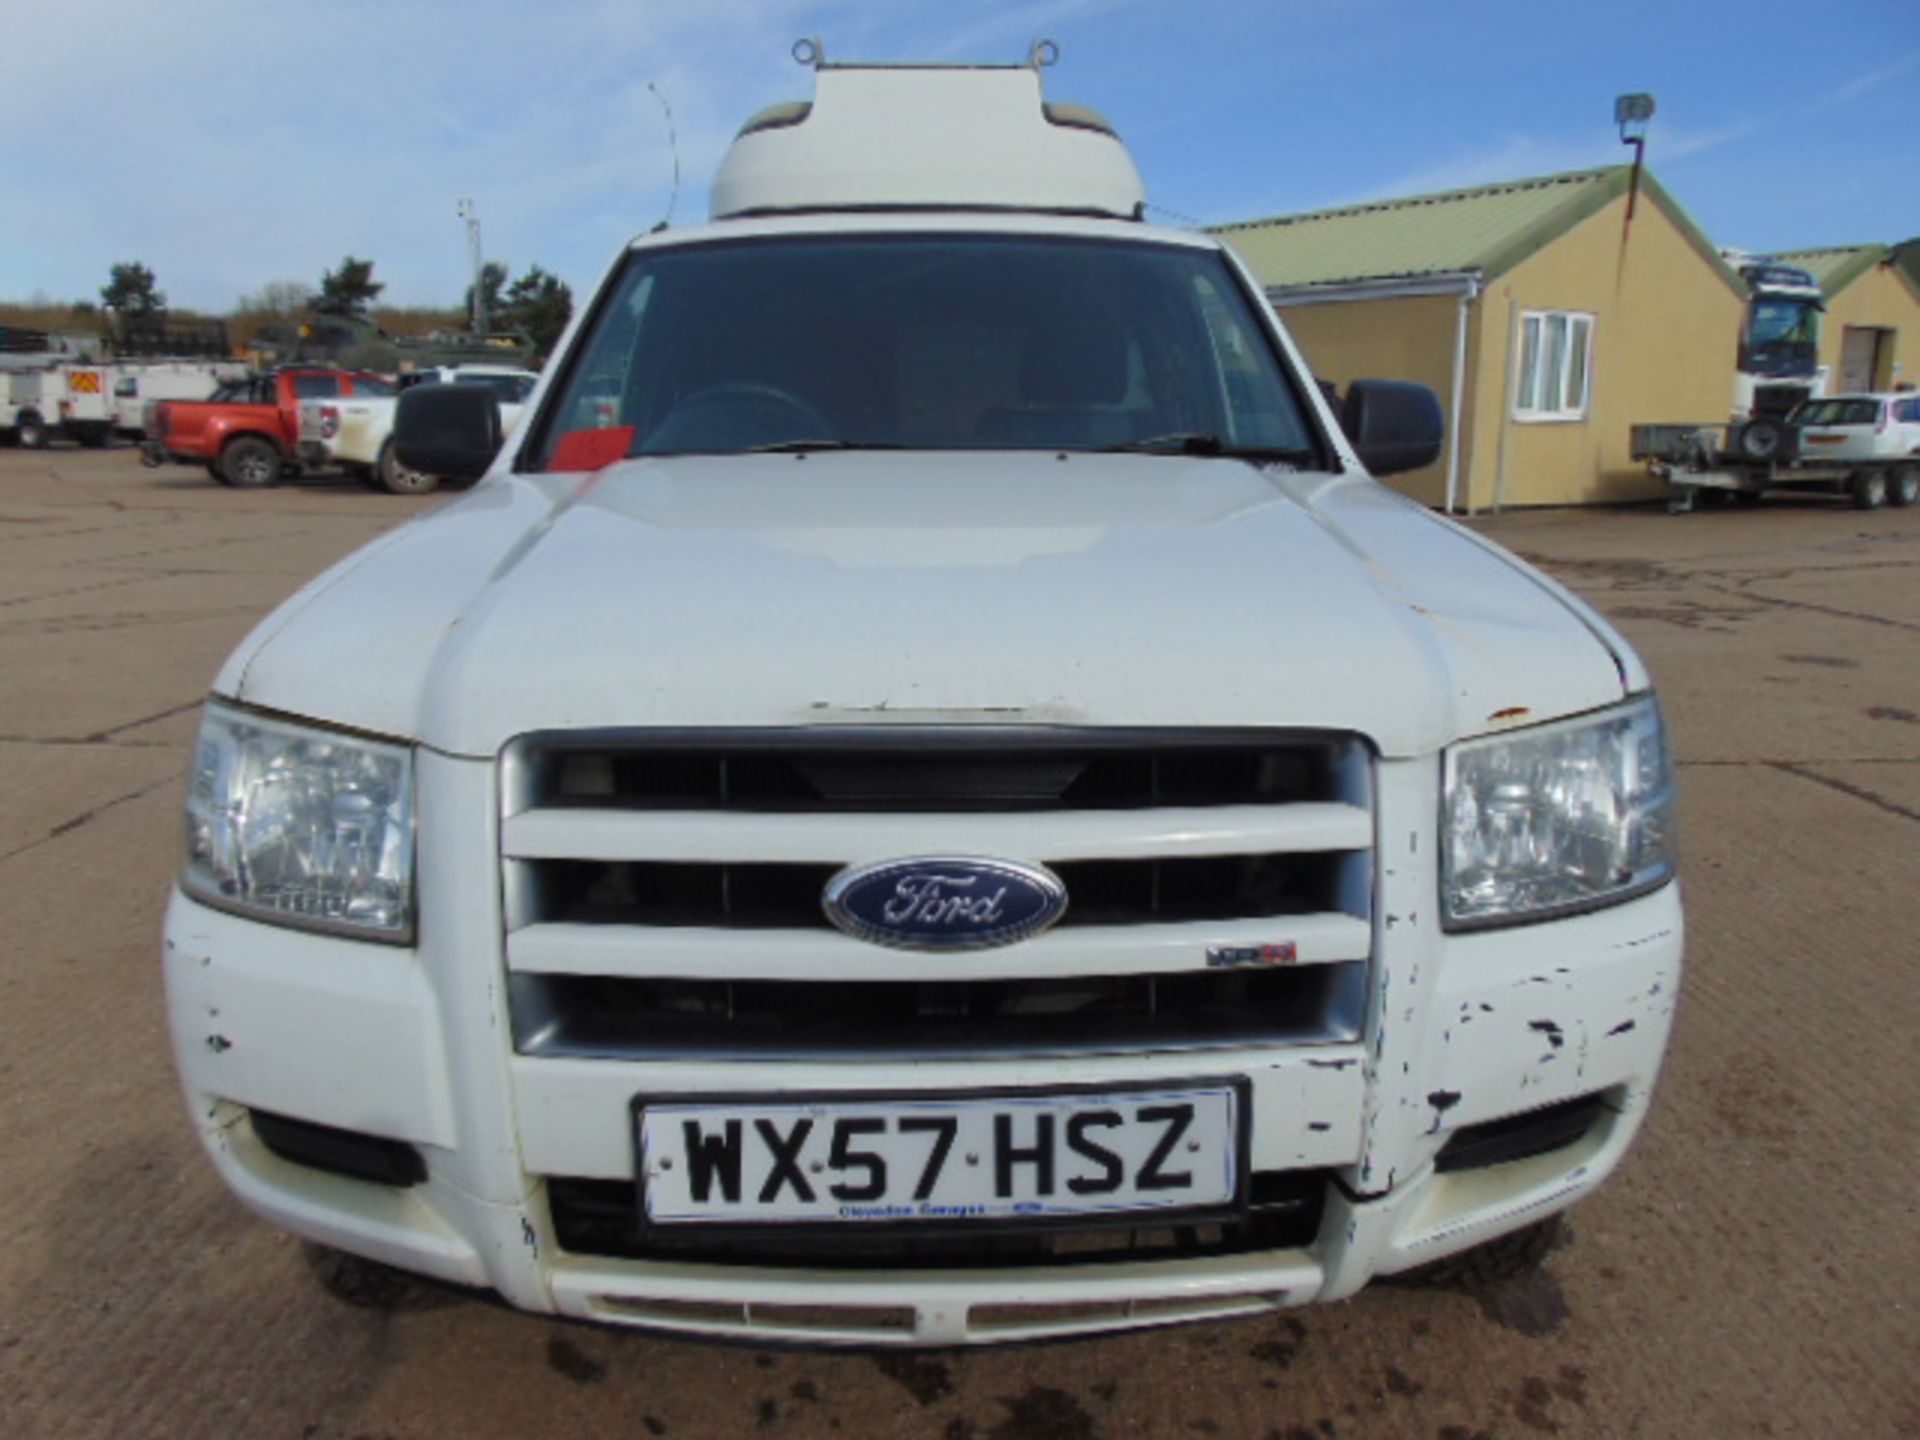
[1820,51,1920,106]
[1656,121,1758,163]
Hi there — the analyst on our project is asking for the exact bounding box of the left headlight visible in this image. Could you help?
[183,702,415,941]
[1443,695,1675,931]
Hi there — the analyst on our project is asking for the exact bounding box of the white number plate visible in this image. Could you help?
[636,1082,1246,1226]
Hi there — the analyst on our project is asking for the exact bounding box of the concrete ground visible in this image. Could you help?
[0,446,1914,1439]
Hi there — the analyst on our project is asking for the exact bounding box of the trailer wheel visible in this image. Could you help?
[1851,470,1888,510]
[377,439,439,495]
[1889,466,1919,508]
[16,410,49,449]
[220,436,281,489]
[1733,418,1786,463]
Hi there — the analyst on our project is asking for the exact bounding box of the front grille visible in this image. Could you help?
[501,728,1375,1062]
[1752,383,1811,420]
[545,1169,1328,1267]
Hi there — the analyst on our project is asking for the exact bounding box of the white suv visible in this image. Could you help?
[1793,392,1920,505]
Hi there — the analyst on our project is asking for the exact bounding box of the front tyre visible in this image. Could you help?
[220,436,282,489]
[377,438,438,495]
[16,410,49,449]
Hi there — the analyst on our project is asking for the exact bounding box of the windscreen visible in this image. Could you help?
[1744,299,1820,377]
[529,235,1317,467]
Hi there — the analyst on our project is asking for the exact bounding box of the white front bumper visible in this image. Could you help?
[163,749,1681,1344]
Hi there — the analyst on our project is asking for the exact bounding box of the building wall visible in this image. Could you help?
[1269,293,1461,507]
[1817,265,1920,392]
[1460,190,1747,508]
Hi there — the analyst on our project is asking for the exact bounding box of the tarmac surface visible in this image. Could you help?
[0,445,1915,1439]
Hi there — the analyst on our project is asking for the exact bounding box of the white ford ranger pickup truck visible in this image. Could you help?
[296,364,538,494]
[165,56,1681,1346]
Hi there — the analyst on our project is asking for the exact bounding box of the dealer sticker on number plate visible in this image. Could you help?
[636,1082,1245,1226]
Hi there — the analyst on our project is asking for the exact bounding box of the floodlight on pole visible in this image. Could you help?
[1614,93,1655,226]
[458,198,487,334]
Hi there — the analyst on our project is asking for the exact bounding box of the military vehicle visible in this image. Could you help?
[246,311,536,375]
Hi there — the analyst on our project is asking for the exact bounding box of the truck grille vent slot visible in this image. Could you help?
[510,964,1366,1060]
[511,733,1366,814]
[499,728,1375,1062]
[528,853,1352,929]
[545,1169,1327,1266]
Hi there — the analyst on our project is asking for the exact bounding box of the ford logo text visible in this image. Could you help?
[823,857,1068,951]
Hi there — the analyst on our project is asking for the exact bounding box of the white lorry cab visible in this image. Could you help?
[1722,250,1829,422]
[166,51,1682,1346]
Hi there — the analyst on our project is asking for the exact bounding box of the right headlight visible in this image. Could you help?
[1443,695,1675,931]
[182,701,415,941]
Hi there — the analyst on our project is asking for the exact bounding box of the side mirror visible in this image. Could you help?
[394,384,502,483]
[1341,379,1444,477]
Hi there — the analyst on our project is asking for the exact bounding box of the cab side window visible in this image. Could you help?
[293,375,341,400]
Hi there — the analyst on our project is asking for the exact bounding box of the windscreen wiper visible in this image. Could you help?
[739,438,907,454]
[1100,433,1316,464]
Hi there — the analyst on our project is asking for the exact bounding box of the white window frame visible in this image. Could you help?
[1513,310,1595,422]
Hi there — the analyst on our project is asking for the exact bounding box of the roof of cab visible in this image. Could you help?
[709,53,1146,222]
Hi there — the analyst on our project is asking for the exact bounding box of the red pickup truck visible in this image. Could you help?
[143,367,393,487]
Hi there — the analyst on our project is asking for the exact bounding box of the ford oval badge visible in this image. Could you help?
[823,856,1068,951]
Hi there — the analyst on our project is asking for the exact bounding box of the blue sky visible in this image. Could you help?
[1,0,1914,313]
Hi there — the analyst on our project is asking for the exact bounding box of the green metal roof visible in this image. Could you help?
[1773,244,1889,298]
[1212,165,1741,296]
[1896,237,1920,291]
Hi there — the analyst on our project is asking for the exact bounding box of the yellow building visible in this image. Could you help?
[1214,167,1748,510]
[1775,244,1920,393]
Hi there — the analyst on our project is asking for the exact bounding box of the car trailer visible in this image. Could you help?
[1632,422,1920,513]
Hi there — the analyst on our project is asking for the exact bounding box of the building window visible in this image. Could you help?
[1514,311,1594,421]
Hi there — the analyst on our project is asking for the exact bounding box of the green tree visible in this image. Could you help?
[314,256,384,316]
[100,261,165,315]
[500,265,573,355]
[463,261,508,329]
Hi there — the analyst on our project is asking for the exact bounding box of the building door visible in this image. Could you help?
[1839,326,1890,392]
